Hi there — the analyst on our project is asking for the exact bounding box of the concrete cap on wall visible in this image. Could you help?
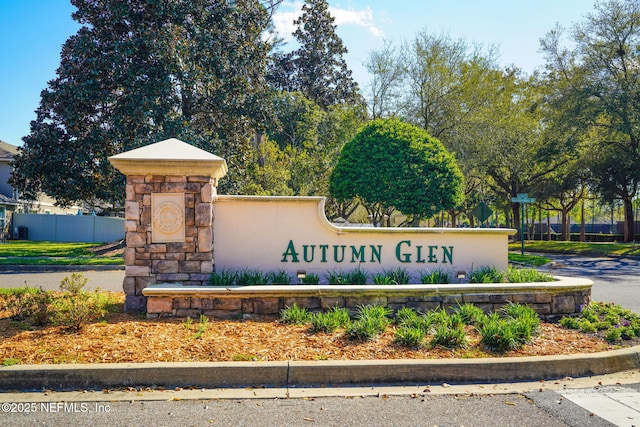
[108,138,228,179]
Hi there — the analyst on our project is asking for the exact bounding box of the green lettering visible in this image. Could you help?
[428,246,438,263]
[442,246,454,264]
[333,245,346,263]
[281,240,299,263]
[320,245,329,263]
[416,245,426,263]
[350,246,365,263]
[369,245,382,263]
[395,240,412,263]
[303,245,316,262]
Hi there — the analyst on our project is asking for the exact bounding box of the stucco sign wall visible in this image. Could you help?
[213,195,515,283]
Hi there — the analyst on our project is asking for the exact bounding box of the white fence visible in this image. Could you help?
[11,214,125,242]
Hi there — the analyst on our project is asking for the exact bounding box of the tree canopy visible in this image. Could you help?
[11,0,273,206]
[267,0,361,109]
[329,118,464,225]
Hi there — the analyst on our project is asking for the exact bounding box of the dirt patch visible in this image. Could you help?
[88,240,125,257]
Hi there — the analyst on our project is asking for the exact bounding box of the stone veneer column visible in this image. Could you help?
[109,138,227,312]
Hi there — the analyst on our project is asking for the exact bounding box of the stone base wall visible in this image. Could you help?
[143,281,592,321]
[122,174,215,312]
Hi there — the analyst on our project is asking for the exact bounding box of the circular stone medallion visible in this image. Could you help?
[153,201,184,234]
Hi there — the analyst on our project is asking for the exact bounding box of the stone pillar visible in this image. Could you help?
[109,138,227,312]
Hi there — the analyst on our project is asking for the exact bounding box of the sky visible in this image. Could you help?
[0,0,599,147]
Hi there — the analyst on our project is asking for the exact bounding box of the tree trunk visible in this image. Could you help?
[580,199,586,242]
[546,211,551,241]
[512,203,521,240]
[623,196,635,242]
[561,209,570,241]
[450,210,457,228]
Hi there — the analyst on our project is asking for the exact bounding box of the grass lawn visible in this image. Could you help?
[0,241,123,265]
[508,240,640,257]
[508,252,551,266]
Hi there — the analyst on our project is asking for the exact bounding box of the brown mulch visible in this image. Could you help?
[0,293,631,365]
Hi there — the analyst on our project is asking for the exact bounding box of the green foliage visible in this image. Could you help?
[194,315,209,339]
[478,305,542,352]
[268,0,361,109]
[510,241,640,257]
[541,0,640,241]
[372,274,394,285]
[302,273,320,285]
[345,305,391,341]
[346,268,368,285]
[266,270,292,285]
[279,303,311,325]
[11,0,273,205]
[605,328,622,342]
[384,268,411,285]
[559,316,580,329]
[235,269,266,286]
[329,118,464,224]
[559,301,640,342]
[209,269,237,287]
[5,288,52,325]
[308,306,352,333]
[0,241,98,257]
[394,326,426,348]
[420,268,450,284]
[454,303,487,326]
[325,269,348,285]
[507,267,554,283]
[49,292,107,332]
[2,358,21,367]
[469,266,506,283]
[430,323,468,349]
[0,241,123,266]
[479,315,520,352]
[507,253,552,267]
[59,272,89,294]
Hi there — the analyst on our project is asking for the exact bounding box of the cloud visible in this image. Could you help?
[330,6,384,37]
[271,1,384,43]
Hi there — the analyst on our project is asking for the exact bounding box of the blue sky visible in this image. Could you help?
[0,0,597,147]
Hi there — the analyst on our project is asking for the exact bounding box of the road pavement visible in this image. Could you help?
[0,269,124,292]
[535,253,640,314]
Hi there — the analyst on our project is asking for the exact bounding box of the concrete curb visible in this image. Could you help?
[1,346,639,392]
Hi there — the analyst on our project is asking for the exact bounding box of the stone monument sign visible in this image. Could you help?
[109,138,227,312]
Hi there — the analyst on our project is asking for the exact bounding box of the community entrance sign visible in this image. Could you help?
[110,138,516,310]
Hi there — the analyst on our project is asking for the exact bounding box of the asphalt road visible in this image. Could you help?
[0,269,125,292]
[536,254,640,314]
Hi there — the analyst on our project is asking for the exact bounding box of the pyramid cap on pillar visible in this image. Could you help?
[108,138,228,179]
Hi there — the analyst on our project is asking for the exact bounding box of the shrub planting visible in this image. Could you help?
[559,301,640,342]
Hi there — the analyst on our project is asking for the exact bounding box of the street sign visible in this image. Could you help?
[471,202,493,223]
[512,193,535,204]
[511,193,535,255]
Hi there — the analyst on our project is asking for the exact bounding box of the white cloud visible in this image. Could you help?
[329,6,384,37]
[271,2,384,43]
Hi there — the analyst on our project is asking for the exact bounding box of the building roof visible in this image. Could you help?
[0,140,19,161]
[0,193,19,206]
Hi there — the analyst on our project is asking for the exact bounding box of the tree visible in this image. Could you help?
[540,0,640,241]
[11,0,273,207]
[470,72,571,233]
[329,118,464,226]
[268,0,362,109]
[365,32,505,226]
[364,40,405,119]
